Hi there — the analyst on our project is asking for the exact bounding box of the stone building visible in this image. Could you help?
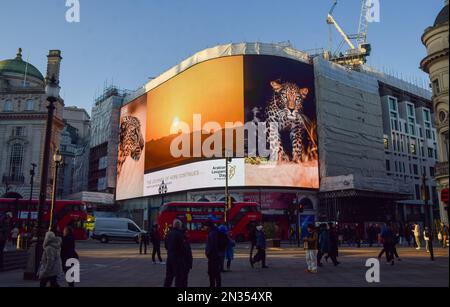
[0,48,64,199]
[421,0,449,224]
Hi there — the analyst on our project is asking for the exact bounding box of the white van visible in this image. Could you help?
[92,218,144,244]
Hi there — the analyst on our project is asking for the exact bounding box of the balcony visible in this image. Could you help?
[2,174,25,185]
[435,162,449,178]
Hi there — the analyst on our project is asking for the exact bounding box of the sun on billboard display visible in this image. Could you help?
[116,55,318,200]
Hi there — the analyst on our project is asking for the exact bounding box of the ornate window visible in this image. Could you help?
[9,143,24,181]
[4,100,13,112]
[25,99,34,111]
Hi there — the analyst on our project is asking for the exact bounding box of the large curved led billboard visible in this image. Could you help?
[116,55,318,201]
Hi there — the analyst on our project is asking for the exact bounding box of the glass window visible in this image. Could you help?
[389,98,397,111]
[384,138,389,150]
[423,110,431,122]
[128,222,140,232]
[385,160,391,172]
[25,99,34,111]
[411,143,417,155]
[430,167,435,177]
[415,185,421,200]
[407,104,415,117]
[432,79,440,94]
[9,144,24,180]
[4,100,13,112]
[413,164,418,175]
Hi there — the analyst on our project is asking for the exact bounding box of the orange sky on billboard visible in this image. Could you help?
[146,56,244,142]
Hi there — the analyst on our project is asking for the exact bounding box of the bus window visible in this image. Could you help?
[190,207,203,213]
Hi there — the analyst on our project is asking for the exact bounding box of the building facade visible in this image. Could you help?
[0,48,64,200]
[421,1,449,224]
[58,106,91,198]
[115,43,437,232]
[88,86,126,194]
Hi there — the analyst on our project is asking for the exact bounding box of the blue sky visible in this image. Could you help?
[0,0,444,114]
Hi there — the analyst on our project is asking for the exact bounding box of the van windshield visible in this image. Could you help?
[128,222,140,232]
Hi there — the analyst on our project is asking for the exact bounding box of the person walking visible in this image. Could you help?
[218,225,229,273]
[404,223,412,247]
[251,225,268,269]
[225,230,236,271]
[379,223,395,265]
[164,219,188,287]
[326,223,340,266]
[248,222,257,264]
[11,225,19,249]
[205,220,221,288]
[39,231,62,287]
[304,224,318,273]
[317,224,329,267]
[180,226,193,287]
[150,224,164,264]
[139,231,149,255]
[60,226,79,287]
[413,224,421,250]
[423,226,435,261]
[355,223,363,248]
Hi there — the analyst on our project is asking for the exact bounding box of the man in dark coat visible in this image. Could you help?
[0,214,11,270]
[205,220,221,288]
[326,223,340,266]
[164,219,188,287]
[151,224,163,264]
[60,226,79,287]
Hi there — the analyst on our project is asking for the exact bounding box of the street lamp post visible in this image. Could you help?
[158,180,168,206]
[23,76,60,280]
[25,163,37,250]
[224,155,232,225]
[49,150,63,231]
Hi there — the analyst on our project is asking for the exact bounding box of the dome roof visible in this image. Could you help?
[0,48,44,81]
[434,4,449,26]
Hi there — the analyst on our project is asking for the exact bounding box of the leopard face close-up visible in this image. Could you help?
[117,116,144,177]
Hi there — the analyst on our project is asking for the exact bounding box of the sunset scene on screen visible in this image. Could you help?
[145,55,245,172]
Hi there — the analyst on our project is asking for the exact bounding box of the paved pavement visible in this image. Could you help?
[1,241,448,287]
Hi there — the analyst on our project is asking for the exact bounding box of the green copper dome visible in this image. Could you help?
[0,48,44,81]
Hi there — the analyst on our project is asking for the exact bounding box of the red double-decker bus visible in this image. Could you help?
[158,202,262,242]
[0,198,88,241]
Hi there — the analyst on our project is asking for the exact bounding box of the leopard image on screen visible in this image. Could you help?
[266,80,310,163]
[117,116,144,177]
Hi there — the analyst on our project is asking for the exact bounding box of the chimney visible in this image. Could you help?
[46,50,63,84]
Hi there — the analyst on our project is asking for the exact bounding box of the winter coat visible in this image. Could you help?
[318,229,330,253]
[61,234,78,265]
[205,227,220,260]
[150,229,161,246]
[165,228,188,273]
[304,231,318,250]
[255,230,266,250]
[328,228,339,257]
[225,238,235,260]
[39,232,63,279]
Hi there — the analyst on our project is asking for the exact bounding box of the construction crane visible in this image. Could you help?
[326,0,372,68]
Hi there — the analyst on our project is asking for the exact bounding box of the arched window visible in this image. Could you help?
[25,99,34,111]
[4,100,13,112]
[9,144,24,181]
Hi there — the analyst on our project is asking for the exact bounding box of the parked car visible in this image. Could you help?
[92,218,144,244]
